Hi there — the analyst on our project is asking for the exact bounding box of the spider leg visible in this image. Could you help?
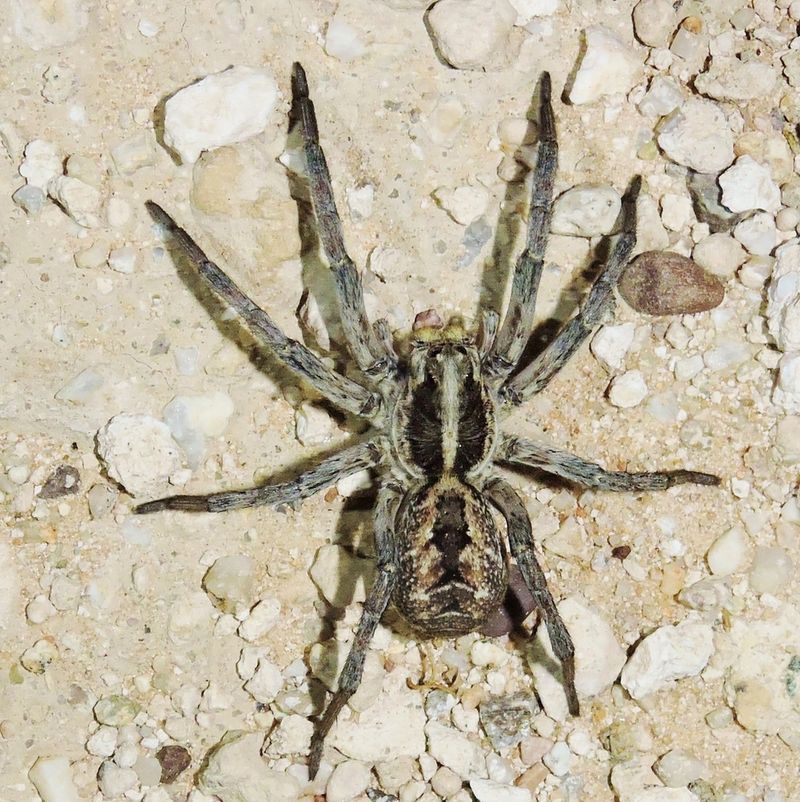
[146,202,380,418]
[308,481,401,779]
[498,435,720,491]
[291,63,391,378]
[486,72,556,379]
[484,477,579,716]
[135,440,385,514]
[502,176,642,405]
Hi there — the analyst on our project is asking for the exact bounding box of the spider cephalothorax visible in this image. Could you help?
[137,63,719,778]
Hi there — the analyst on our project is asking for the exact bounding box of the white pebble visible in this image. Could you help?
[749,546,793,594]
[19,139,61,188]
[244,658,283,704]
[294,402,337,447]
[591,323,635,372]
[542,741,571,776]
[734,212,776,256]
[620,621,714,699]
[137,18,159,37]
[264,714,314,757]
[433,185,489,225]
[163,392,235,468]
[653,748,707,786]
[336,468,372,498]
[425,721,484,779]
[237,597,281,642]
[470,778,532,802]
[74,240,108,270]
[86,725,119,757]
[692,232,746,278]
[719,156,781,214]
[767,239,800,352]
[203,555,256,613]
[637,75,683,117]
[20,638,59,674]
[695,56,778,103]
[660,194,693,232]
[111,133,156,175]
[324,19,366,62]
[776,207,800,231]
[508,0,558,24]
[97,761,138,797]
[346,184,374,220]
[164,66,279,164]
[26,594,56,624]
[309,544,374,608]
[774,353,800,412]
[29,756,81,802]
[568,26,642,104]
[107,196,131,227]
[551,184,621,237]
[657,98,734,173]
[427,0,516,70]
[57,368,104,403]
[632,0,676,47]
[7,464,30,484]
[326,760,371,802]
[47,175,104,228]
[706,527,747,575]
[96,414,181,497]
[107,246,137,274]
[608,370,648,408]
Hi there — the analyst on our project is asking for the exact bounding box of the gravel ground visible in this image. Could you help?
[2,1,800,801]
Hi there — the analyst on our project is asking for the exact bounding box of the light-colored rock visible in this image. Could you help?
[238,597,281,642]
[427,0,516,70]
[346,184,374,220]
[19,139,61,188]
[569,26,642,105]
[508,0,558,25]
[86,725,119,757]
[111,133,156,174]
[94,695,139,726]
[767,239,800,352]
[774,353,800,413]
[692,233,746,278]
[529,595,626,719]
[164,66,279,164]
[551,184,621,237]
[10,0,87,50]
[264,714,313,757]
[621,621,714,699]
[309,544,375,608]
[29,756,81,802]
[632,0,676,47]
[470,778,532,802]
[775,415,800,464]
[433,185,489,225]
[244,658,283,704]
[660,194,693,232]
[749,546,793,594]
[608,370,648,408]
[197,731,301,802]
[294,403,337,447]
[653,749,707,787]
[657,99,734,174]
[108,246,137,274]
[638,76,683,117]
[203,555,256,613]
[20,638,58,674]
[163,392,235,468]
[695,56,778,102]
[97,761,139,798]
[325,19,366,62]
[26,594,56,624]
[542,741,571,776]
[733,212,776,256]
[591,323,635,372]
[326,760,371,802]
[308,638,384,712]
[96,414,181,497]
[425,721,485,779]
[706,527,747,576]
[48,175,104,228]
[719,156,781,214]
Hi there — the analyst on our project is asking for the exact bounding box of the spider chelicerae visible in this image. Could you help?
[137,63,720,777]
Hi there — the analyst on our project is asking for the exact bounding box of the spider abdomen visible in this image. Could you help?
[393,478,508,637]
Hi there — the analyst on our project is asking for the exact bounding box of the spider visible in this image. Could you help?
[137,63,720,778]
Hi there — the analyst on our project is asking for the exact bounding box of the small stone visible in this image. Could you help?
[767,239,800,352]
[263,714,313,757]
[244,658,283,704]
[74,241,108,270]
[470,778,532,802]
[97,761,139,797]
[309,638,384,713]
[294,402,337,447]
[12,184,46,215]
[107,196,131,228]
[695,56,778,102]
[658,99,734,174]
[49,575,80,611]
[719,156,781,214]
[749,546,793,594]
[86,726,118,757]
[346,184,374,220]
[692,233,747,279]
[508,0,558,24]
[775,416,800,464]
[94,695,139,726]
[325,18,366,62]
[774,354,800,413]
[608,370,648,408]
[134,755,163,787]
[620,621,714,699]
[432,766,463,797]
[705,706,733,729]
[569,26,642,104]
[706,527,747,575]
[29,756,81,802]
[87,483,118,518]
[653,748,707,786]
[660,194,693,232]
[96,414,181,497]
[39,464,80,499]
[425,721,484,779]
[433,185,489,225]
[203,555,256,613]
[107,246,137,274]
[48,175,104,228]
[336,469,372,498]
[542,741,571,776]
[237,596,281,642]
[591,323,635,372]
[42,63,77,103]
[551,184,620,237]
[733,212,776,256]
[111,133,156,175]
[427,0,516,70]
[26,594,56,624]
[19,139,61,188]
[632,0,676,47]
[20,638,58,674]
[686,169,741,233]
[164,66,279,164]
[163,392,235,469]
[703,340,750,372]
[479,693,539,751]
[309,544,375,608]
[326,760,371,802]
[619,252,724,315]
[637,75,683,117]
[137,17,159,36]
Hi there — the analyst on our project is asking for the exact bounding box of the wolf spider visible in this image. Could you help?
[137,63,719,777]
